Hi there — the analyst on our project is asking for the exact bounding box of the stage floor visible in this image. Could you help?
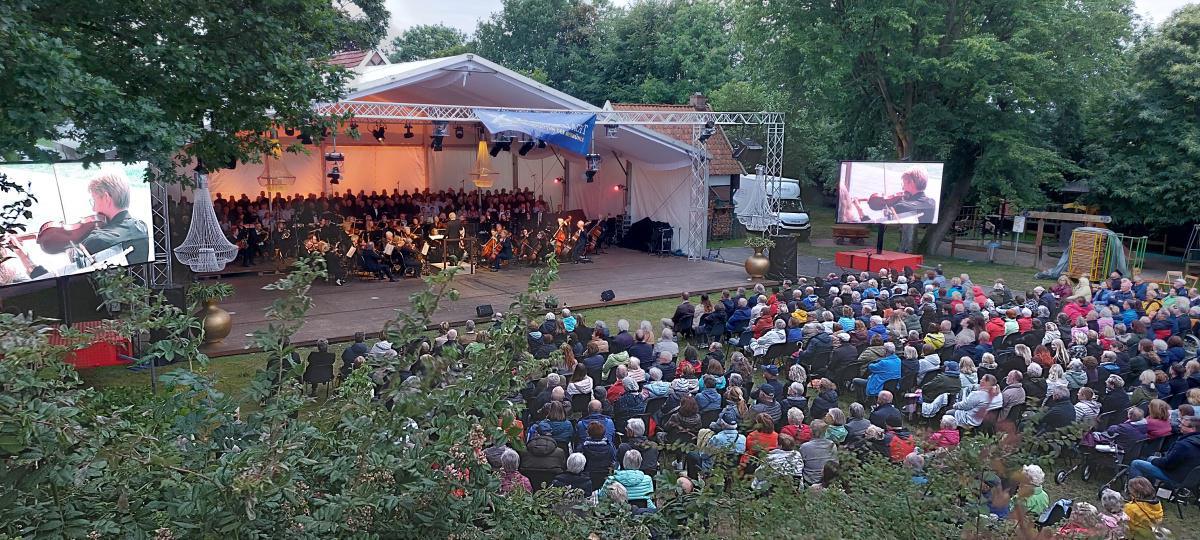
[203,249,756,357]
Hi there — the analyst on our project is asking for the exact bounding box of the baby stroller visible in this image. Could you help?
[1054,434,1160,498]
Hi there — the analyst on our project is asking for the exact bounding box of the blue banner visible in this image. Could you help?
[473,109,596,156]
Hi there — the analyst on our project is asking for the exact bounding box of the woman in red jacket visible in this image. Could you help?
[741,413,780,467]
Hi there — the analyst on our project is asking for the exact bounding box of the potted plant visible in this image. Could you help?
[743,235,775,279]
[187,281,235,344]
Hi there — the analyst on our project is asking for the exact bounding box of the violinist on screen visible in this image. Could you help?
[82,174,150,263]
[848,167,937,224]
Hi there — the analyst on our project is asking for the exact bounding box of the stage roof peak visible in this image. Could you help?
[346,54,697,167]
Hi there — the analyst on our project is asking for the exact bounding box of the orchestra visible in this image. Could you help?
[169,187,613,286]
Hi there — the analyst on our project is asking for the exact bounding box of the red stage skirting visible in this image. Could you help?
[46,321,132,369]
[834,249,924,274]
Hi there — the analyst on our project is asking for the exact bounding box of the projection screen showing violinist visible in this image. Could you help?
[836,161,943,225]
[0,162,153,286]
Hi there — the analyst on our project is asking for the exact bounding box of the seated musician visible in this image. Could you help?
[359,241,396,282]
[81,173,151,263]
[489,230,514,271]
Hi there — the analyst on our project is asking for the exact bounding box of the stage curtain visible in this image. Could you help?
[628,164,691,251]
[516,152,565,207]
[565,155,626,220]
[336,145,425,194]
[208,151,325,199]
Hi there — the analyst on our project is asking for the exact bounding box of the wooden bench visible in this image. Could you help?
[832,225,870,245]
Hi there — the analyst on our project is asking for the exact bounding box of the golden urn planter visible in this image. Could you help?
[198,299,232,344]
[744,247,770,279]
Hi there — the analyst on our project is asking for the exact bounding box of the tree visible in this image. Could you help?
[742,0,1133,254]
[474,0,608,103]
[1085,5,1200,228]
[388,24,468,63]
[0,0,388,182]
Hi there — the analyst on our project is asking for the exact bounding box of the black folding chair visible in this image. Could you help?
[1163,466,1200,519]
[302,356,335,399]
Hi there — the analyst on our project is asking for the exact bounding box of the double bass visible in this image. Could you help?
[586,220,604,254]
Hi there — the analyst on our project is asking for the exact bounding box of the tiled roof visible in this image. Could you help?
[609,103,746,175]
[329,50,369,69]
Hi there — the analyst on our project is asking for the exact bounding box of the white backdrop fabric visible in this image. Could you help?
[628,164,691,251]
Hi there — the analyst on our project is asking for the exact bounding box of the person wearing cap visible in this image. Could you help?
[750,385,783,424]
[690,409,746,474]
[761,364,785,402]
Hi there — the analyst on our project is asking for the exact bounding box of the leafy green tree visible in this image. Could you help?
[580,0,736,105]
[741,0,1133,254]
[0,0,388,181]
[388,24,469,63]
[474,0,608,103]
[1085,5,1200,228]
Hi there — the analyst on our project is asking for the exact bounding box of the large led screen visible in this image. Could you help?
[0,162,153,286]
[836,161,943,225]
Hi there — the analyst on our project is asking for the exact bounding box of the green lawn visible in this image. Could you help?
[79,297,688,395]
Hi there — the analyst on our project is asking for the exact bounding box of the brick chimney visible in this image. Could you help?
[688,92,709,111]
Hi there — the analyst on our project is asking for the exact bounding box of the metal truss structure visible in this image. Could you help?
[315,100,784,259]
[135,181,173,289]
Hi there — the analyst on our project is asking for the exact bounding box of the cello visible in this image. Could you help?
[586,220,603,254]
[553,219,570,257]
[481,231,499,261]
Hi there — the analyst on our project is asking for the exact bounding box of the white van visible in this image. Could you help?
[734,174,812,240]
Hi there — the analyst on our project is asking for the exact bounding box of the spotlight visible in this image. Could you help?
[613,185,623,192]
[430,120,448,152]
[488,136,512,157]
[403,124,414,139]
[604,124,618,138]
[517,139,536,156]
[697,120,716,143]
[585,153,601,183]
[454,126,464,139]
[372,126,386,142]
[299,130,313,145]
[284,127,296,136]
[537,140,546,149]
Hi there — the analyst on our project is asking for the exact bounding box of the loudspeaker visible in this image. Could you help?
[600,289,615,302]
[476,304,493,318]
[767,234,797,281]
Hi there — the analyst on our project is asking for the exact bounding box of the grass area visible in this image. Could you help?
[78,297,687,395]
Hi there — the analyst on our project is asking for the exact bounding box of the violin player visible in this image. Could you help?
[82,173,150,263]
[847,166,937,224]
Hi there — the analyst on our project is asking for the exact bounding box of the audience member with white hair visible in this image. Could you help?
[597,449,655,508]
[551,452,594,493]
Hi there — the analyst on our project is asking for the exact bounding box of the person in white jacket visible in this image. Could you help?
[750,319,788,356]
[952,374,1003,427]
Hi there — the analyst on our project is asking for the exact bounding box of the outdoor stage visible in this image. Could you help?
[202,249,756,357]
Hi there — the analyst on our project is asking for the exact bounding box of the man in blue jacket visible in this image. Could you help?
[726,298,752,334]
[1129,415,1200,487]
[855,342,901,400]
[576,399,616,446]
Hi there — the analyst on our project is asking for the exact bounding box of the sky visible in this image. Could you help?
[384,0,1197,39]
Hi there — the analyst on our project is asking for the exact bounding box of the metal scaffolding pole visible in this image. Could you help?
[688,125,711,260]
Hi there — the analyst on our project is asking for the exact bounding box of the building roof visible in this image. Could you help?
[328,50,390,71]
[608,103,746,176]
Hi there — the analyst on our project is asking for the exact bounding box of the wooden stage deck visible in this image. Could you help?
[202,249,756,357]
